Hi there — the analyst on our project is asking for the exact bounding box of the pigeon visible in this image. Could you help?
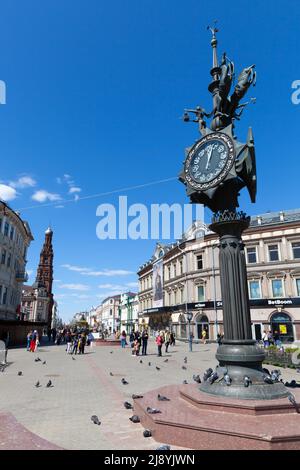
[203,368,213,381]
[72,357,75,360]
[0,366,5,373]
[42,361,46,365]
[129,415,140,423]
[164,359,168,363]
[35,381,41,388]
[224,374,232,386]
[244,376,252,387]
[296,369,300,374]
[208,372,219,384]
[132,394,143,399]
[157,394,170,401]
[285,380,300,388]
[288,393,300,413]
[139,360,143,364]
[156,366,160,371]
[91,415,101,425]
[184,357,187,364]
[110,372,114,376]
[271,370,281,382]
[121,378,129,385]
[124,401,133,410]
[143,429,152,438]
[110,351,113,354]
[182,380,188,384]
[263,375,274,384]
[182,366,187,370]
[156,445,171,450]
[148,362,151,366]
[46,380,52,388]
[193,374,201,384]
[18,371,22,376]
[147,407,161,414]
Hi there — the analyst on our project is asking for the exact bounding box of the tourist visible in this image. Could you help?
[129,330,135,344]
[135,330,141,355]
[34,332,39,352]
[201,328,207,344]
[156,331,164,357]
[26,331,32,351]
[29,330,37,352]
[268,330,274,346]
[79,334,86,354]
[170,332,176,346]
[141,329,149,355]
[66,331,72,354]
[217,333,223,346]
[120,330,127,348]
[262,330,269,348]
[274,330,281,348]
[72,336,79,355]
[164,330,170,353]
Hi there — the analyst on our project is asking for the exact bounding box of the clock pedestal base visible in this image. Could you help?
[133,384,300,450]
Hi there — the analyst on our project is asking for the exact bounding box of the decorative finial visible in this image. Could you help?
[207,21,219,70]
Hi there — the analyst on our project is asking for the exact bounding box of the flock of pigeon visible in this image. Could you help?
[8,346,300,450]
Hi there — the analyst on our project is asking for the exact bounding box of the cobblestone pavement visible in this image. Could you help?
[0,338,299,450]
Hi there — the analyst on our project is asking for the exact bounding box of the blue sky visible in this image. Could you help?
[0,0,299,321]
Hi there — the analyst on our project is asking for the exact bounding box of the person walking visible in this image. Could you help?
[156,331,164,357]
[164,330,170,353]
[201,328,207,345]
[141,329,149,355]
[26,331,32,351]
[262,330,269,348]
[170,332,176,346]
[66,332,72,354]
[134,330,141,356]
[29,330,37,352]
[120,330,127,348]
[34,332,39,352]
[72,336,79,355]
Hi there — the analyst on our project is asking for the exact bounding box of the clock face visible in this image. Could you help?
[184,132,235,191]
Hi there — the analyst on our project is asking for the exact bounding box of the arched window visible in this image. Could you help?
[195,314,209,340]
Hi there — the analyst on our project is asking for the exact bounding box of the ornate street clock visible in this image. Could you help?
[184,132,235,191]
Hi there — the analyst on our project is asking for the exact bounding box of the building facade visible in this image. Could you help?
[0,201,33,320]
[138,209,300,344]
[101,294,121,333]
[120,292,139,334]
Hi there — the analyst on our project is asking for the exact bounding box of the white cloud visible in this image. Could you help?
[59,283,90,291]
[98,282,138,291]
[69,187,81,194]
[10,176,36,189]
[61,264,133,277]
[0,184,17,201]
[55,205,65,209]
[31,190,62,203]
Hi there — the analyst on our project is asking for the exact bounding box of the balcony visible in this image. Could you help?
[15,271,29,282]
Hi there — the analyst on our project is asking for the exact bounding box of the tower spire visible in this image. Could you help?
[207,21,219,79]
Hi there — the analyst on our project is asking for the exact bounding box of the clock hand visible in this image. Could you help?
[205,146,213,170]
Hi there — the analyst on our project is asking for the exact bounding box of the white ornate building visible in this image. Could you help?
[138,209,300,344]
[0,201,33,320]
[120,292,139,334]
[101,294,121,333]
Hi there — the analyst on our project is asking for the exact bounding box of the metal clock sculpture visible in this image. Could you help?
[179,24,288,400]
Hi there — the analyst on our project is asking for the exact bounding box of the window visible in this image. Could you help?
[0,286,2,303]
[292,242,300,259]
[272,279,284,298]
[249,280,261,299]
[268,244,279,262]
[173,264,177,277]
[10,226,14,240]
[168,292,172,306]
[296,279,300,297]
[110,309,113,315]
[180,260,183,275]
[198,285,205,302]
[1,249,6,265]
[197,255,203,270]
[246,247,257,264]
[168,266,171,279]
[4,222,9,237]
[7,253,11,268]
[2,287,8,305]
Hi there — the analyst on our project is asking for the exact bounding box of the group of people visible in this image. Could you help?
[118,329,176,357]
[65,331,90,355]
[262,330,282,348]
[26,330,40,352]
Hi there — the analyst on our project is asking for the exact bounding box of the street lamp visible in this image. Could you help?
[186,311,193,352]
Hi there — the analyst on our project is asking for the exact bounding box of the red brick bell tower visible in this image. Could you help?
[35,227,54,328]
